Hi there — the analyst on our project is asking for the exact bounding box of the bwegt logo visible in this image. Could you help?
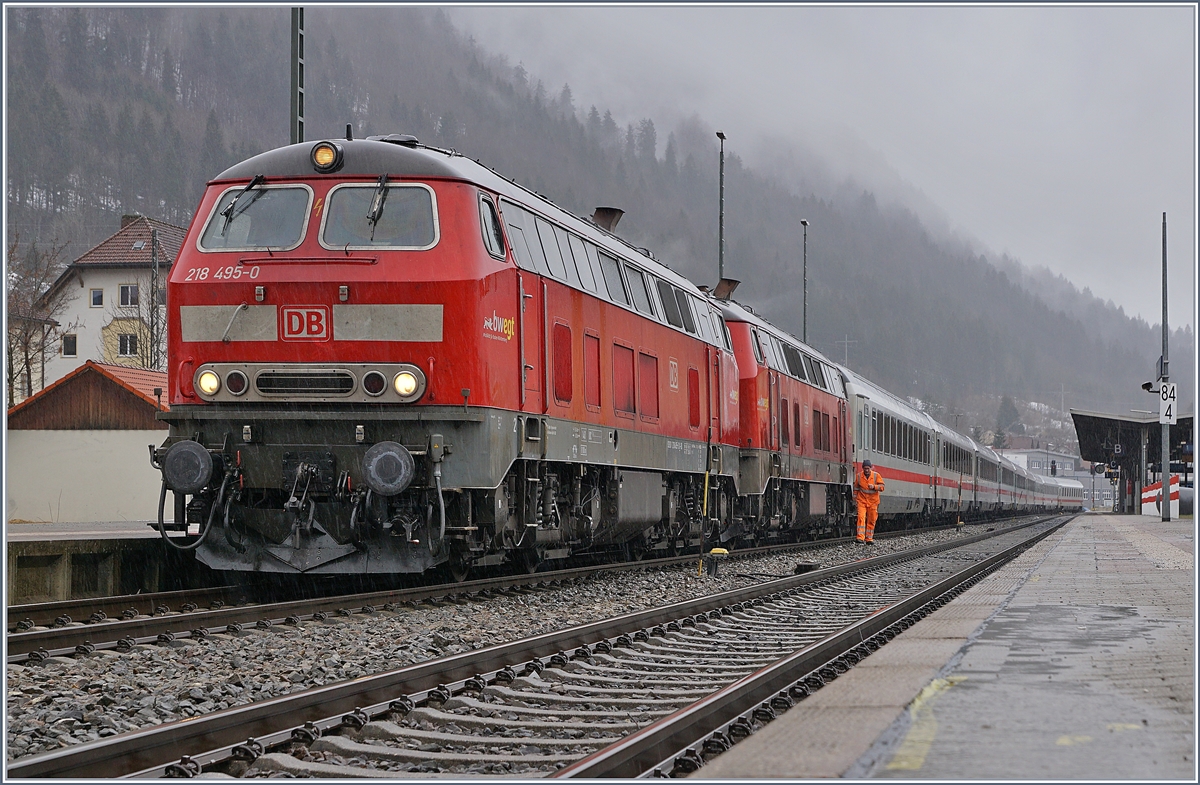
[483,310,516,341]
[282,306,329,340]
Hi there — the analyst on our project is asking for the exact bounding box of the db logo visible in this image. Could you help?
[281,306,329,340]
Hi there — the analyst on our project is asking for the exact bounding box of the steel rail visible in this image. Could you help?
[4,523,960,661]
[6,517,1048,779]
[7,586,239,632]
[556,516,1072,778]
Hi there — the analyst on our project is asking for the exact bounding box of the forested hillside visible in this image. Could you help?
[6,6,1192,439]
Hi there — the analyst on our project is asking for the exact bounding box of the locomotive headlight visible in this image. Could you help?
[311,141,343,173]
[390,366,425,402]
[394,371,419,397]
[197,370,221,396]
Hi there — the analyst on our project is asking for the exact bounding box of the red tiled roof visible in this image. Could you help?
[7,360,168,418]
[72,215,187,269]
[99,363,170,406]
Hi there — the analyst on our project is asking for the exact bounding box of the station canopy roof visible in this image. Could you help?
[1071,409,1193,466]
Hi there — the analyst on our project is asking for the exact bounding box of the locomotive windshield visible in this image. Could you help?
[320,183,438,250]
[199,185,311,251]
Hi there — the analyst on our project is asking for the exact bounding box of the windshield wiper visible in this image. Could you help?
[366,174,389,240]
[220,174,266,235]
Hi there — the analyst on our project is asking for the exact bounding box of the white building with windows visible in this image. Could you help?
[39,215,186,388]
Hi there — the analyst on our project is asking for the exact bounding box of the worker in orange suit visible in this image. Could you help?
[855,460,885,544]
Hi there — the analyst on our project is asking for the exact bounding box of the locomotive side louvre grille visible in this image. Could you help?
[180,305,278,342]
[255,370,356,396]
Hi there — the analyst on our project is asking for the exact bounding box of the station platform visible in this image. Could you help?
[6,520,173,541]
[697,513,1195,780]
[6,521,210,603]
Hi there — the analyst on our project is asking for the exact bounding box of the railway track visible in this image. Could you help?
[7,586,242,634]
[6,515,1069,778]
[5,525,957,663]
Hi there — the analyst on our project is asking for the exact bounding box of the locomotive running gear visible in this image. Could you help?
[855,466,885,543]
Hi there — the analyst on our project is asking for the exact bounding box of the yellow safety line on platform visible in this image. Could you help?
[884,675,967,771]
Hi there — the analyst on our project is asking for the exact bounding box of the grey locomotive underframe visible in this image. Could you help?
[155,405,851,575]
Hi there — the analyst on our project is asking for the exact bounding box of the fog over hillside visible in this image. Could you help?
[6,7,1193,448]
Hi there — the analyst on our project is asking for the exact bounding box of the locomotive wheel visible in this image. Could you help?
[516,547,543,574]
[444,546,473,584]
[622,536,647,562]
[666,521,686,557]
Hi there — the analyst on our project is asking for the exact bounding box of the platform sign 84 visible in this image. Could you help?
[1159,382,1177,425]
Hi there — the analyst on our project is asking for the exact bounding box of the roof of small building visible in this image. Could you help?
[8,362,169,429]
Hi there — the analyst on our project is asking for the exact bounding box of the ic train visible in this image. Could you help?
[152,133,1083,581]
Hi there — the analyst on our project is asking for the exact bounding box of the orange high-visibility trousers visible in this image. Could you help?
[856,501,879,542]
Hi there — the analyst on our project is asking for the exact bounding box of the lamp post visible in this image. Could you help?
[1160,212,1170,522]
[801,219,809,343]
[717,131,726,283]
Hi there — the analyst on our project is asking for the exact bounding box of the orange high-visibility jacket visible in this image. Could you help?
[855,468,885,507]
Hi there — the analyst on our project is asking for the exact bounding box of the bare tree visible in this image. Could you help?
[6,234,78,407]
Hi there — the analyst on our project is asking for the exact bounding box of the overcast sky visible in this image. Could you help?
[447,4,1196,328]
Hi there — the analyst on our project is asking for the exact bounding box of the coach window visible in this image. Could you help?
[479,196,505,259]
[613,343,636,415]
[675,289,697,334]
[625,266,656,317]
[584,332,601,409]
[534,217,568,280]
[656,279,684,329]
[599,253,630,307]
[567,234,597,292]
[553,322,572,404]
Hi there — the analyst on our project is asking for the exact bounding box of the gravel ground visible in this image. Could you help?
[5,527,972,762]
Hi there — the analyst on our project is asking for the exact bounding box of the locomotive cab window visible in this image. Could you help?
[320,183,438,250]
[199,184,312,252]
[479,196,506,259]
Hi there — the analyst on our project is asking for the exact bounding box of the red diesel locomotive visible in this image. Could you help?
[153,133,780,580]
[152,133,1079,581]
